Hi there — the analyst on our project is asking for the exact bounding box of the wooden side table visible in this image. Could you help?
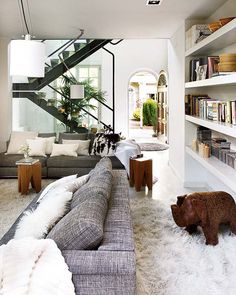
[17,162,42,195]
[129,157,152,192]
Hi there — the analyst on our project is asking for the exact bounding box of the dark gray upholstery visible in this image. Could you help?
[38,133,56,138]
[47,155,101,168]
[0,153,47,167]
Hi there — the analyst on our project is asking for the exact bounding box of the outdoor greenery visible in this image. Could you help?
[132,98,157,126]
[132,108,141,121]
[143,98,158,126]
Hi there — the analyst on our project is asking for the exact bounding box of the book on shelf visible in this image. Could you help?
[15,158,39,165]
[185,95,236,125]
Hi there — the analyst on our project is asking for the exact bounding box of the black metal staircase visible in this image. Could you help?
[12,39,115,133]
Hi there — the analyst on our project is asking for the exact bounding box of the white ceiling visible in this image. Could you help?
[0,0,227,40]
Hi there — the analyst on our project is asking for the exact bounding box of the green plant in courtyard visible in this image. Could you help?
[143,98,158,126]
[132,108,141,121]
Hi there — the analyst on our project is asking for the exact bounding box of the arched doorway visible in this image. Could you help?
[157,70,168,143]
[128,70,158,142]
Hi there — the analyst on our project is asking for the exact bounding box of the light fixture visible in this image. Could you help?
[70,84,85,99]
[146,0,163,5]
[10,34,45,77]
[9,0,45,77]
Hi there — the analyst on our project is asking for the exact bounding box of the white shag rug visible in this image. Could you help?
[130,197,236,295]
[1,180,236,295]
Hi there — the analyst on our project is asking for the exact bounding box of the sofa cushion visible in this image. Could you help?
[38,133,56,138]
[46,155,102,168]
[71,169,113,209]
[0,153,47,167]
[58,132,88,144]
[71,158,113,209]
[47,194,108,250]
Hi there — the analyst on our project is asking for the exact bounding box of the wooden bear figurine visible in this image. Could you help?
[171,191,236,246]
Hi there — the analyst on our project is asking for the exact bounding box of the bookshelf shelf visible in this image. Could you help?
[185,18,236,57]
[185,115,236,138]
[185,73,236,88]
[186,146,236,193]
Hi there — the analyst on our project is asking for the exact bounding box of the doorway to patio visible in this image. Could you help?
[128,71,158,143]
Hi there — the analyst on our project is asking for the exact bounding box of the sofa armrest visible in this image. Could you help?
[62,250,136,275]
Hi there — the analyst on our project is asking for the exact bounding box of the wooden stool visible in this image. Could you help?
[129,158,152,191]
[18,162,42,195]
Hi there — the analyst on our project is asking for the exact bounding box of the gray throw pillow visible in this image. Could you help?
[71,169,113,209]
[47,194,108,250]
[89,157,112,178]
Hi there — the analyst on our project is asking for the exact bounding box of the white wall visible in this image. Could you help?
[103,39,168,136]
[167,23,185,181]
[0,39,11,152]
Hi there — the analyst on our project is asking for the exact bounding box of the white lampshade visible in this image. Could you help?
[9,36,45,77]
[70,84,84,99]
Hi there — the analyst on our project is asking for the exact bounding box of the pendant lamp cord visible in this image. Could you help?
[19,0,30,35]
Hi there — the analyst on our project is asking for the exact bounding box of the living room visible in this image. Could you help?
[1,0,236,294]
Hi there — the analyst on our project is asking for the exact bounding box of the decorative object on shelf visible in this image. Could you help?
[219,17,236,26]
[208,21,222,32]
[9,1,45,77]
[46,98,57,107]
[18,144,31,159]
[171,191,236,246]
[185,24,211,50]
[196,65,207,80]
[218,53,236,72]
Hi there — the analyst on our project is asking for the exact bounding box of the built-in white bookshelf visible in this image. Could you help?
[185,18,236,57]
[185,115,236,138]
[185,73,236,88]
[185,15,236,193]
[186,146,236,192]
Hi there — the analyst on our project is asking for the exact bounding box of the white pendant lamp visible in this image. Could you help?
[10,34,45,77]
[70,84,85,99]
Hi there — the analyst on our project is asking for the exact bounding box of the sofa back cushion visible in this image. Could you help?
[71,158,113,209]
[58,132,88,144]
[47,194,108,250]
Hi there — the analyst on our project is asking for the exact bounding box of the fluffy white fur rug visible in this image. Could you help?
[130,197,236,295]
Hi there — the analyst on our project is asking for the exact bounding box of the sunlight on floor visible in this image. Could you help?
[129,150,206,203]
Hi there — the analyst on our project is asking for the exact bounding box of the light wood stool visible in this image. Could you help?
[129,157,152,192]
[18,162,42,195]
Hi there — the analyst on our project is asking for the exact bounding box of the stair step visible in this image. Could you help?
[62,51,75,59]
[28,77,37,83]
[50,59,60,67]
[45,66,52,73]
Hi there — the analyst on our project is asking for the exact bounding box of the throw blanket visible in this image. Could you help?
[0,238,75,295]
[115,139,141,175]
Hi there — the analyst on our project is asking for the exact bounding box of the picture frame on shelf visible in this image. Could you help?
[196,65,207,80]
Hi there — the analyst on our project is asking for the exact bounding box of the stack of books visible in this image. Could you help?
[15,158,39,165]
[185,24,211,51]
[185,95,236,125]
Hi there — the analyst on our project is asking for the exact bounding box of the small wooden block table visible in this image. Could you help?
[17,162,42,195]
[129,157,152,192]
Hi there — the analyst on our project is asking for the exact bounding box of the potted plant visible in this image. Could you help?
[57,75,106,124]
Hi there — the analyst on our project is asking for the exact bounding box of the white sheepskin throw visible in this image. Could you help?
[0,238,75,295]
[14,191,73,239]
[37,174,77,203]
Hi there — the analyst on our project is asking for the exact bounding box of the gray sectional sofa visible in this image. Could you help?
[0,159,136,294]
[0,132,124,178]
